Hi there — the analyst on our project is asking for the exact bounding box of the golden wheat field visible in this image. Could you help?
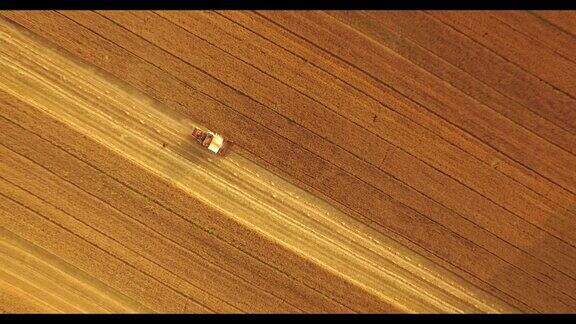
[1,11,576,313]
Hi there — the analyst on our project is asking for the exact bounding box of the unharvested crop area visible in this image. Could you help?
[0,11,575,313]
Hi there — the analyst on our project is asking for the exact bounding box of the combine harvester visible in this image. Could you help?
[192,127,231,156]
